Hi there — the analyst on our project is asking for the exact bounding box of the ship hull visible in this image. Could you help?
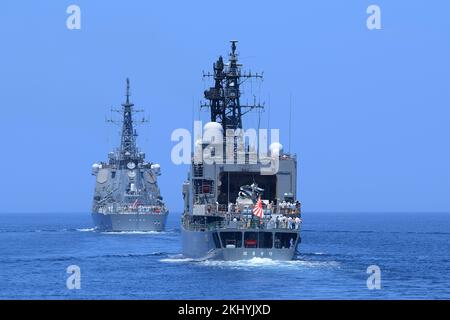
[181,226,300,261]
[92,212,168,232]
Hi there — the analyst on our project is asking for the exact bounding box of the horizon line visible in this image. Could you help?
[0,211,449,215]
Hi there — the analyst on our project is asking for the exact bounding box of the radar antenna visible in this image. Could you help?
[201,41,264,130]
[105,78,149,163]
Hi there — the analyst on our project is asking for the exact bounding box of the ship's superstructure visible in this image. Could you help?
[181,42,302,260]
[91,79,168,231]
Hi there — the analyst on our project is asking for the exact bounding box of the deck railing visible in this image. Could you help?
[193,204,301,217]
[97,204,167,214]
[183,215,302,232]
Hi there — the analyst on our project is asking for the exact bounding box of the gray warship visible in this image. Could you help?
[181,41,302,260]
[91,79,168,232]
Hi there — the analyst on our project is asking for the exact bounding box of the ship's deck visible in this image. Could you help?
[182,210,302,232]
[97,204,168,214]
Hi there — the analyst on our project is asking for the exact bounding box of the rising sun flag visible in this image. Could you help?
[253,197,263,219]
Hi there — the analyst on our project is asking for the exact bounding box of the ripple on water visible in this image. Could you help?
[159,255,340,270]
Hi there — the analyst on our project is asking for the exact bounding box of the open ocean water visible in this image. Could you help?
[0,212,449,299]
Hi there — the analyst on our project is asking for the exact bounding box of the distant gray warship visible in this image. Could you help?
[181,41,302,260]
[91,79,168,231]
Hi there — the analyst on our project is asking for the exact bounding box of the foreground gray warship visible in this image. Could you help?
[181,41,302,260]
[91,79,168,231]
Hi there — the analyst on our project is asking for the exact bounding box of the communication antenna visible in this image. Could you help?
[201,40,264,131]
[289,94,292,154]
[267,94,271,130]
[104,78,149,158]
[191,95,195,131]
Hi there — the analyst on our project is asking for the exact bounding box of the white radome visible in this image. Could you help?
[203,121,223,133]
[151,164,161,175]
[269,142,284,154]
[203,122,223,144]
[91,163,100,175]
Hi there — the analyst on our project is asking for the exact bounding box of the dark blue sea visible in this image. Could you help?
[0,212,449,299]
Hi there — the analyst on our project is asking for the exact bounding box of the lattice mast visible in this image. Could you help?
[202,41,264,131]
[120,78,138,156]
[106,78,148,166]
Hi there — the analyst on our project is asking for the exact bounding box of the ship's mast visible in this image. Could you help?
[202,41,264,131]
[120,78,138,157]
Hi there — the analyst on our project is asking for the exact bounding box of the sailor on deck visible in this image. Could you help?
[288,216,293,229]
[295,216,301,229]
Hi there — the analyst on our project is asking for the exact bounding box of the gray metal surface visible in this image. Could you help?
[181,42,302,261]
[181,227,300,261]
[92,212,168,232]
[91,79,168,232]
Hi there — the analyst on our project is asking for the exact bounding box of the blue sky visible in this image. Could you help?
[0,0,449,213]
